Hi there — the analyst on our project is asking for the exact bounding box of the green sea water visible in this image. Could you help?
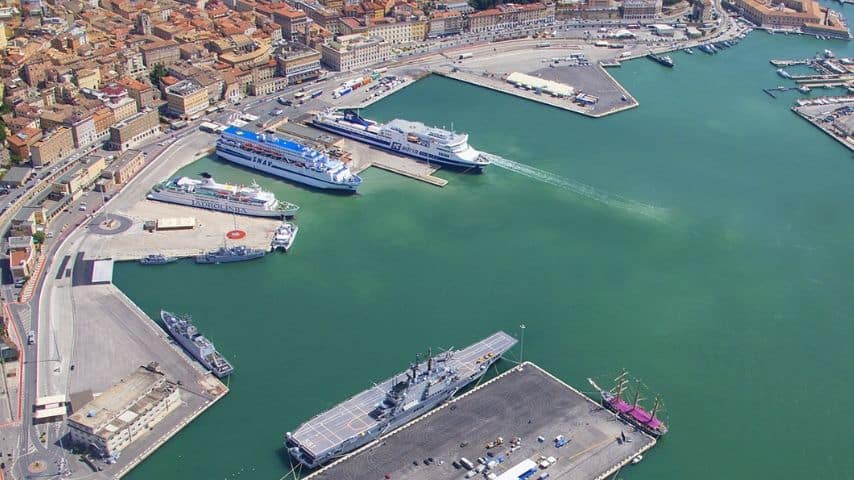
[116,28,854,480]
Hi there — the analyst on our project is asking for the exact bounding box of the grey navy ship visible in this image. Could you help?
[160,310,233,377]
[285,331,517,469]
[312,110,491,170]
[148,174,298,219]
[195,245,266,264]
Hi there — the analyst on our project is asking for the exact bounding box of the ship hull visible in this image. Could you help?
[216,146,359,192]
[312,120,487,171]
[195,252,265,264]
[287,356,501,469]
[147,190,296,218]
[161,312,233,378]
[601,400,666,438]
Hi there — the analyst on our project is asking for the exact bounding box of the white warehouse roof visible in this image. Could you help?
[506,72,575,97]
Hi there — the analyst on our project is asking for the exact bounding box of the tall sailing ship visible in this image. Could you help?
[215,126,361,192]
[588,371,668,438]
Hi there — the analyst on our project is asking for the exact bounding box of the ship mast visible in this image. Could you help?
[631,382,644,409]
[650,396,662,421]
[614,370,629,401]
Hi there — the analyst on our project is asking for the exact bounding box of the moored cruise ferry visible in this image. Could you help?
[216,126,361,192]
[147,174,298,218]
[312,110,491,171]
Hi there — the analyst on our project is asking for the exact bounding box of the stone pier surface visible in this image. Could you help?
[306,362,656,480]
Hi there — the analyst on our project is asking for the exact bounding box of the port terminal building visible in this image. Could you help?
[67,364,180,458]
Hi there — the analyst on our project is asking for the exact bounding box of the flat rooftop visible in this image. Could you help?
[308,363,656,480]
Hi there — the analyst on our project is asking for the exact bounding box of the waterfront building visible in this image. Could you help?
[428,10,464,38]
[321,34,390,71]
[31,127,74,167]
[276,42,322,84]
[734,0,849,37]
[165,79,209,119]
[468,3,555,33]
[7,236,35,283]
[108,109,160,151]
[369,18,428,44]
[250,77,289,96]
[67,365,180,458]
[100,149,146,186]
[621,0,662,19]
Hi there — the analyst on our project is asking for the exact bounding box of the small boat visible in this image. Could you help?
[684,47,694,54]
[777,68,792,79]
[632,455,643,464]
[798,85,811,93]
[646,53,674,68]
[271,222,299,252]
[824,49,835,58]
[139,254,178,265]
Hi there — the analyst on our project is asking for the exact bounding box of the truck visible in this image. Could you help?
[310,90,323,99]
[458,52,473,60]
[459,458,475,470]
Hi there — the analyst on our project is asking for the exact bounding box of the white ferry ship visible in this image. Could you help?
[148,174,298,218]
[216,126,361,192]
[312,110,491,170]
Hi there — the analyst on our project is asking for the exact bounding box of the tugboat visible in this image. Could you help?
[139,254,178,265]
[588,371,668,438]
[646,53,674,68]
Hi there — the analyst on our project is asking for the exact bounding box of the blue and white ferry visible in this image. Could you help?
[312,110,491,171]
[215,126,361,192]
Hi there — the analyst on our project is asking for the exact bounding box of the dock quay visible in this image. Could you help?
[792,98,854,151]
[305,362,656,480]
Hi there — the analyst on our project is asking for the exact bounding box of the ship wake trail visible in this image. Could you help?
[487,155,668,221]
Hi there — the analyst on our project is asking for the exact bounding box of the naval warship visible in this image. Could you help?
[285,331,517,469]
[195,245,266,264]
[161,310,233,377]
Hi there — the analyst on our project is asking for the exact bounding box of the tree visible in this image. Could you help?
[149,63,167,87]
[32,231,46,244]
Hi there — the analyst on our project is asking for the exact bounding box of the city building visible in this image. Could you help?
[164,79,209,118]
[692,0,714,22]
[117,77,161,111]
[108,109,160,151]
[621,0,662,19]
[67,110,98,148]
[6,127,43,162]
[321,34,390,71]
[369,19,427,44]
[734,0,850,38]
[67,365,180,458]
[102,84,140,123]
[428,11,464,38]
[7,236,35,283]
[10,206,45,237]
[75,68,101,90]
[140,40,180,67]
[100,149,146,186]
[273,5,309,41]
[275,43,322,84]
[52,156,107,199]
[92,107,117,140]
[31,127,74,167]
[0,166,34,188]
[250,76,289,96]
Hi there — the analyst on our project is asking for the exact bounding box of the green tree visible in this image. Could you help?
[32,231,46,244]
[149,63,167,87]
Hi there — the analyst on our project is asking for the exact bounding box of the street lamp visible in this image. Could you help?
[519,324,526,370]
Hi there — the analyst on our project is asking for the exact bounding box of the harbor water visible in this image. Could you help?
[117,31,854,479]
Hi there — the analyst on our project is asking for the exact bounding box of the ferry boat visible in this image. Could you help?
[215,126,361,192]
[312,110,491,171]
[271,222,298,252]
[148,174,298,219]
[588,371,668,438]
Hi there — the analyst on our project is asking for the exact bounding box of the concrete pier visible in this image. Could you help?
[792,100,854,151]
[305,362,656,480]
[341,138,448,187]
